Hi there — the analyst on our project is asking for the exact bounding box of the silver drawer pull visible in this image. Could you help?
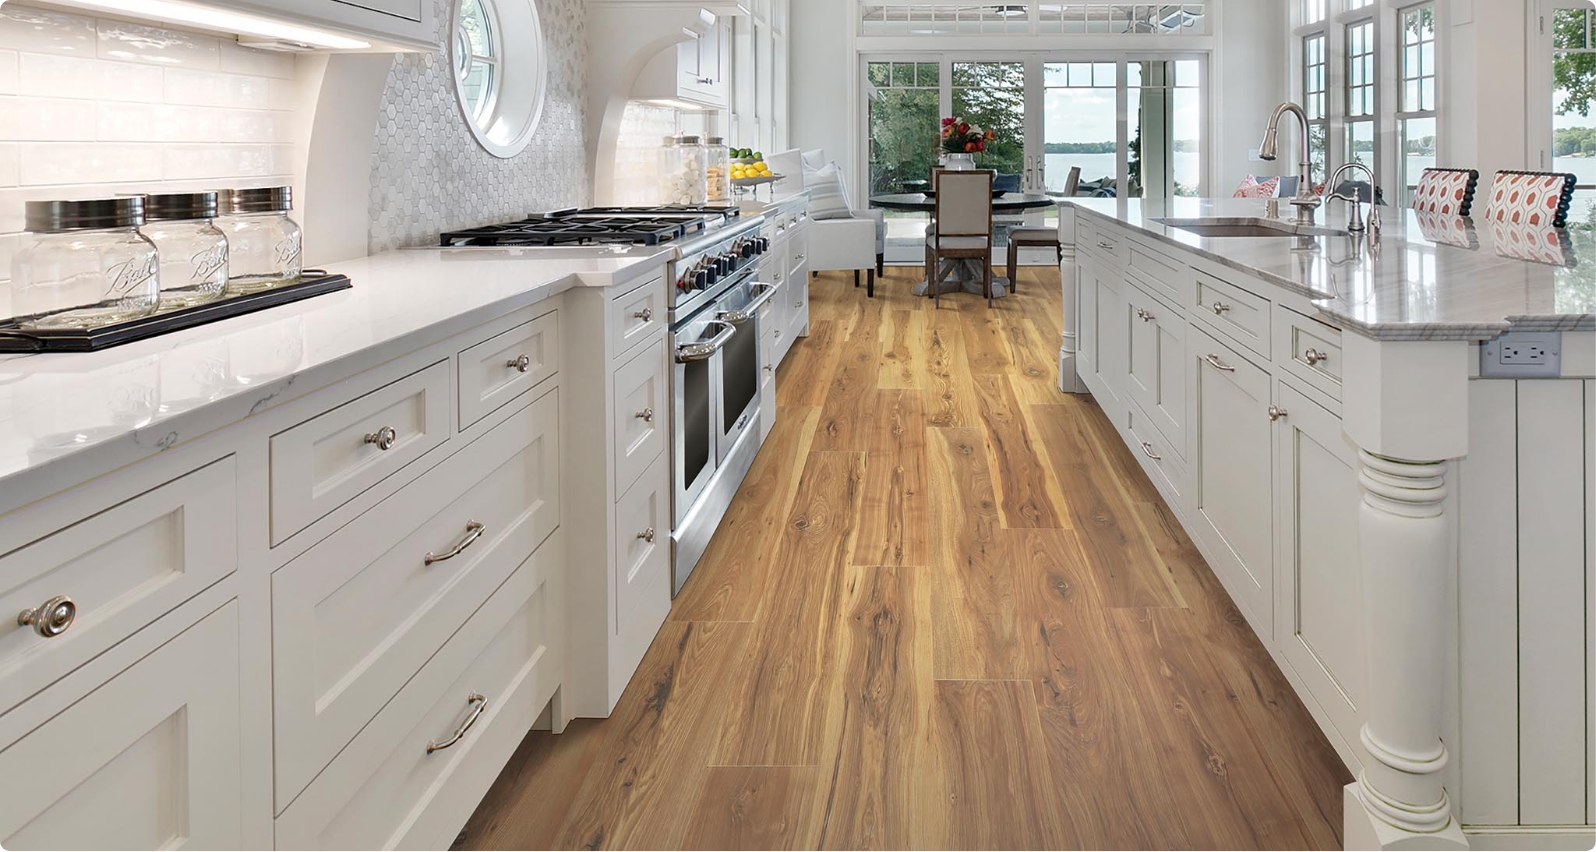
[426,693,487,754]
[773,330,782,339]
[1096,239,1115,249]
[364,426,398,451]
[794,254,806,263]
[1204,353,1236,372]
[636,408,654,424]
[638,527,656,543]
[1210,301,1232,315]
[17,595,75,639]
[633,307,654,322]
[1139,442,1162,461]
[764,364,774,372]
[1304,347,1329,366]
[1268,405,1289,422]
[425,521,485,566]
[507,354,532,373]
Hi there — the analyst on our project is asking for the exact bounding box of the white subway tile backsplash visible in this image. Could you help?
[218,41,296,80]
[268,77,299,111]
[0,50,16,95]
[95,18,220,69]
[217,109,279,144]
[0,144,16,187]
[162,144,272,180]
[164,67,269,109]
[18,53,163,102]
[19,142,164,185]
[0,96,97,142]
[0,7,96,57]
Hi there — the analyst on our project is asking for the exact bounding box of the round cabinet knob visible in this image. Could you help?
[507,354,532,373]
[634,307,654,322]
[1304,347,1329,366]
[18,595,76,639]
[1210,301,1232,315]
[636,408,654,424]
[638,527,656,543]
[364,426,398,451]
[1268,405,1289,422]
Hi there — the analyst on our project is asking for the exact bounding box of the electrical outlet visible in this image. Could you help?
[1480,331,1562,379]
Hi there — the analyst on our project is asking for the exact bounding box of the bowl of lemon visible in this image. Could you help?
[729,149,782,188]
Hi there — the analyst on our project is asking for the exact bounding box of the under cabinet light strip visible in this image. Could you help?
[38,0,372,49]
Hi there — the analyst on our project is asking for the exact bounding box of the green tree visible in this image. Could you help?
[1554,10,1596,117]
[951,62,1026,178]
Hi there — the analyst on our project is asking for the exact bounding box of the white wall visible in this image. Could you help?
[1213,0,1288,193]
[789,0,854,183]
[1441,0,1531,180]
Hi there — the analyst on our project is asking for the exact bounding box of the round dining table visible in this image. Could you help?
[869,192,1060,299]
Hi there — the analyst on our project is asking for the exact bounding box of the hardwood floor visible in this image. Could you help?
[460,268,1352,851]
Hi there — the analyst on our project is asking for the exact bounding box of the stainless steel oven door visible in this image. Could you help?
[713,280,776,461]
[672,313,735,526]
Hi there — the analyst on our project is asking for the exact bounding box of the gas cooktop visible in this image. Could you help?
[440,206,741,247]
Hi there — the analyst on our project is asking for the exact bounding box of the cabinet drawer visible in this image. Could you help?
[786,274,810,343]
[459,309,559,430]
[1273,309,1343,402]
[610,277,665,358]
[1079,218,1127,268]
[0,457,236,717]
[616,458,671,621]
[275,533,561,850]
[1192,270,1271,359]
[0,602,242,850]
[1125,239,1190,306]
[271,389,559,806]
[270,360,452,545]
[614,338,667,498]
[1126,399,1189,510]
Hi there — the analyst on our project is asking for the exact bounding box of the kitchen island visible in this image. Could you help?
[0,244,679,849]
[1057,197,1595,851]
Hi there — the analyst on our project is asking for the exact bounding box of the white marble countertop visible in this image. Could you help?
[1060,197,1596,341]
[0,244,673,496]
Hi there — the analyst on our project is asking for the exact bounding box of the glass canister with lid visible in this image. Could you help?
[9,197,161,330]
[659,134,708,206]
[704,136,731,204]
[141,191,229,309]
[217,186,302,295]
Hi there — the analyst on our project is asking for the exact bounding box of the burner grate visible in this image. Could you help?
[440,216,696,247]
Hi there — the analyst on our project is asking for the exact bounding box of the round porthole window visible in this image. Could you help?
[451,0,547,159]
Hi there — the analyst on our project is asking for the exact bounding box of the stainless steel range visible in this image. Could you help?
[440,206,774,596]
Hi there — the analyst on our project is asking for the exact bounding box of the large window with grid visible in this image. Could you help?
[1397,4,1436,206]
[1344,20,1375,173]
[1302,32,1328,188]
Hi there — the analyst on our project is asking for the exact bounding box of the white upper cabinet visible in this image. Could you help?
[219,0,437,49]
[634,17,730,108]
[44,0,439,51]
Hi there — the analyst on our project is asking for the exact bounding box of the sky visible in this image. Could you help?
[1042,88,1203,146]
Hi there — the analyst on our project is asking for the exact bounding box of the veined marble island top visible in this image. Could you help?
[1060,197,1596,341]
[0,244,675,500]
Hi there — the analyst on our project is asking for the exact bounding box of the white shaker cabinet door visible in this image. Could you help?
[0,603,242,851]
[1187,325,1274,635]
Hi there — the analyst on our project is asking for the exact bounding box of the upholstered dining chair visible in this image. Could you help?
[1001,166,1075,291]
[926,169,995,307]
[1485,170,1577,228]
[1411,167,1480,217]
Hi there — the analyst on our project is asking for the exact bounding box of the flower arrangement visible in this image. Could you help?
[941,116,996,155]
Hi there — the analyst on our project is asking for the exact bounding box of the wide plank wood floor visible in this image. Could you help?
[460,267,1351,851]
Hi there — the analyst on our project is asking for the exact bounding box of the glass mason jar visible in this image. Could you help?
[10,198,160,330]
[658,134,708,206]
[218,187,302,295]
[704,136,731,203]
[141,191,229,310]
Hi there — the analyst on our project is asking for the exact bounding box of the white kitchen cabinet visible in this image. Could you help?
[680,21,731,107]
[1090,258,1130,427]
[1124,280,1187,457]
[184,0,436,50]
[1187,325,1274,634]
[1272,379,1364,754]
[0,602,243,851]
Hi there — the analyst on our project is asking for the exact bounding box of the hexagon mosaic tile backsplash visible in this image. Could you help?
[367,0,591,254]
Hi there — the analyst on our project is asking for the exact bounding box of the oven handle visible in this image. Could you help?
[715,282,778,325]
[675,320,737,363]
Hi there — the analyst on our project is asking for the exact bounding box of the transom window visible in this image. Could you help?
[858,2,1209,36]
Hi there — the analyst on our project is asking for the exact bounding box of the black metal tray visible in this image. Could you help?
[0,271,351,353]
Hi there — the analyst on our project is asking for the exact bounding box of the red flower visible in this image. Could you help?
[965,141,976,152]
[975,141,986,152]
[942,117,956,126]
[958,122,971,133]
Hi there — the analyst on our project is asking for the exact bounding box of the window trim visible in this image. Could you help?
[449,0,548,160]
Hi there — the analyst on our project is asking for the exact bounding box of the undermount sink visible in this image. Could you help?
[1150,217,1350,239]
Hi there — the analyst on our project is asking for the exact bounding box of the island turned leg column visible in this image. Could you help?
[1057,204,1086,394]
[1341,335,1470,851]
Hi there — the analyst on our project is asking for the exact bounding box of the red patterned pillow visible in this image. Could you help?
[1488,171,1575,228]
[1412,169,1477,217]
[1232,175,1280,199]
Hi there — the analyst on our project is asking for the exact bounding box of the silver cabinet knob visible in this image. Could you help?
[764,364,774,372]
[364,426,398,451]
[1210,301,1232,315]
[18,595,75,639]
[507,354,532,373]
[633,307,654,322]
[425,521,485,566]
[1268,405,1289,422]
[1136,308,1155,323]
[638,527,656,543]
[427,693,487,754]
[1203,353,1236,372]
[1304,347,1329,366]
[636,408,654,423]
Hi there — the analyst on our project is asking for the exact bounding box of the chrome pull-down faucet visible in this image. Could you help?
[1258,102,1321,226]
[1326,161,1381,233]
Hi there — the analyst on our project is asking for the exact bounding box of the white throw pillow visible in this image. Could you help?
[765,149,805,195]
[801,148,828,172]
[807,162,854,220]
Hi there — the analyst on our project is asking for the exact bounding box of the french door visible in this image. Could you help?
[865,53,1208,261]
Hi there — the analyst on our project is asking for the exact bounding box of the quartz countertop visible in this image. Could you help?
[0,244,673,499]
[1060,197,1596,341]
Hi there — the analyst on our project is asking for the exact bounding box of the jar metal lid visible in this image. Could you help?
[25,197,144,232]
[706,136,726,146]
[143,191,219,221]
[664,134,702,146]
[220,186,293,215]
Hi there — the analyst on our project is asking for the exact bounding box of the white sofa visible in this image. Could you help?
[768,148,885,297]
